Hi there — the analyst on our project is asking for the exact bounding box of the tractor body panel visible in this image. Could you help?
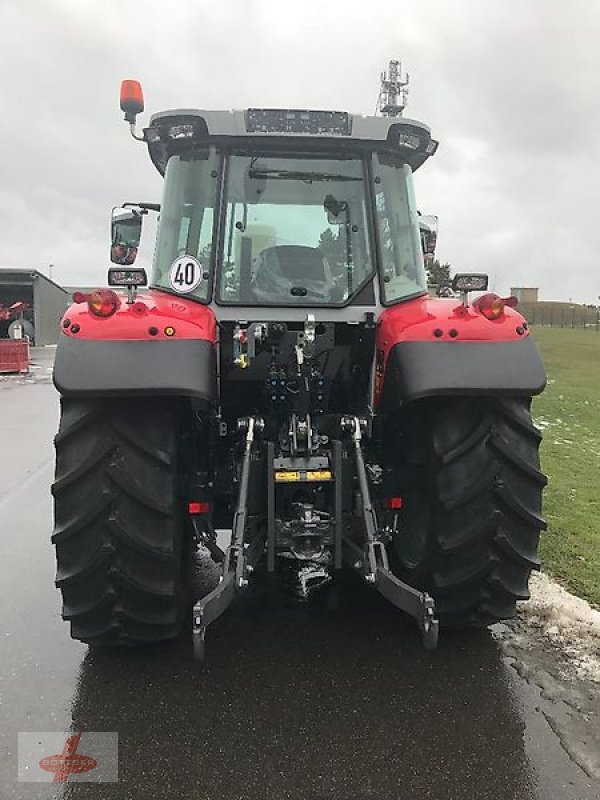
[59,289,217,341]
[375,296,546,406]
[378,336,546,409]
[54,290,216,401]
[53,334,216,402]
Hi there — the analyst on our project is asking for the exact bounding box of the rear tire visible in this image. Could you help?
[52,397,187,645]
[389,396,547,625]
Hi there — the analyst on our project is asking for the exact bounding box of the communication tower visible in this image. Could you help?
[376,59,409,117]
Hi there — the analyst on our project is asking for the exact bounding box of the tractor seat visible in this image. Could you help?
[258,245,328,284]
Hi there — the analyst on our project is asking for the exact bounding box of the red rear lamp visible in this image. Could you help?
[474,293,505,321]
[189,501,211,515]
[384,496,403,510]
[88,289,120,318]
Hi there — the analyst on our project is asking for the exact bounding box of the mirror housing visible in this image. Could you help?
[111,207,143,265]
[419,215,438,266]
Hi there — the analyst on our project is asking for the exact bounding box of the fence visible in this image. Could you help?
[518,302,600,330]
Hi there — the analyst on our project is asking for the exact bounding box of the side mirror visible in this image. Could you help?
[111,207,143,265]
[419,214,438,265]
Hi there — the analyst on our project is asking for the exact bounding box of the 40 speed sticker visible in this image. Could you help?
[169,255,203,293]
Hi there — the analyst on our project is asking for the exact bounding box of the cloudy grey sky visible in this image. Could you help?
[1,0,598,302]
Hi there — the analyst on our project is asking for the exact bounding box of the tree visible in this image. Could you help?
[426,259,452,290]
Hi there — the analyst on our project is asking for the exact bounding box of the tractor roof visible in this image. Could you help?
[145,108,438,176]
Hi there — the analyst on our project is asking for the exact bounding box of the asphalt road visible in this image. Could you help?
[1,349,598,799]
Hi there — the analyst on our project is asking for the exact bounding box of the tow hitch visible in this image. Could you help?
[193,413,438,659]
[341,416,439,650]
[192,416,263,659]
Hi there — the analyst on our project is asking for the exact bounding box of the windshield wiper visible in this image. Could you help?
[248,169,361,183]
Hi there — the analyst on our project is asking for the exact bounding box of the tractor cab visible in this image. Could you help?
[112,95,438,319]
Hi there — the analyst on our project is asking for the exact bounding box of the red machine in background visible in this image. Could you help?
[0,300,31,372]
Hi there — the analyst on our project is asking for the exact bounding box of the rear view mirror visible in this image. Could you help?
[419,215,438,264]
[111,207,143,265]
[324,194,348,225]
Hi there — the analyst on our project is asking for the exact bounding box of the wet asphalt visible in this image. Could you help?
[0,349,598,800]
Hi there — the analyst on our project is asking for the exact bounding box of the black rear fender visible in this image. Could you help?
[379,336,546,411]
[53,334,216,406]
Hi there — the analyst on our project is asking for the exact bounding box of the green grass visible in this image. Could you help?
[531,326,600,606]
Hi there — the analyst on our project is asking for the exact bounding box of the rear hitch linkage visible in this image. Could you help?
[193,413,438,659]
[192,415,264,659]
[340,415,439,650]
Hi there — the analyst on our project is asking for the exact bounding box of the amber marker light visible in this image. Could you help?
[120,80,144,122]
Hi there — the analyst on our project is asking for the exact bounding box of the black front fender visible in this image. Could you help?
[53,334,216,405]
[379,336,546,410]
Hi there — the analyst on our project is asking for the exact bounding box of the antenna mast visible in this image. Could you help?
[376,59,409,117]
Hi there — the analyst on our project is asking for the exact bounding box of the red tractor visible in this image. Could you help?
[52,80,546,657]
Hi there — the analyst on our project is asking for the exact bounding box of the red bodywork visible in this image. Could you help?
[61,289,216,343]
[374,295,530,406]
[61,289,529,408]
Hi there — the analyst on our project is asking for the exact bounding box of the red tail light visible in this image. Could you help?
[189,501,211,515]
[474,293,505,321]
[88,289,120,318]
[384,497,403,510]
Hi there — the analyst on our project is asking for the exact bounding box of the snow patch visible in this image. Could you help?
[521,572,600,683]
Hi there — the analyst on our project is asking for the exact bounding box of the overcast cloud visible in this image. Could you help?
[0,0,598,301]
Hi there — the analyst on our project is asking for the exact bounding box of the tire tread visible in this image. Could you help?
[392,396,546,625]
[52,398,185,645]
